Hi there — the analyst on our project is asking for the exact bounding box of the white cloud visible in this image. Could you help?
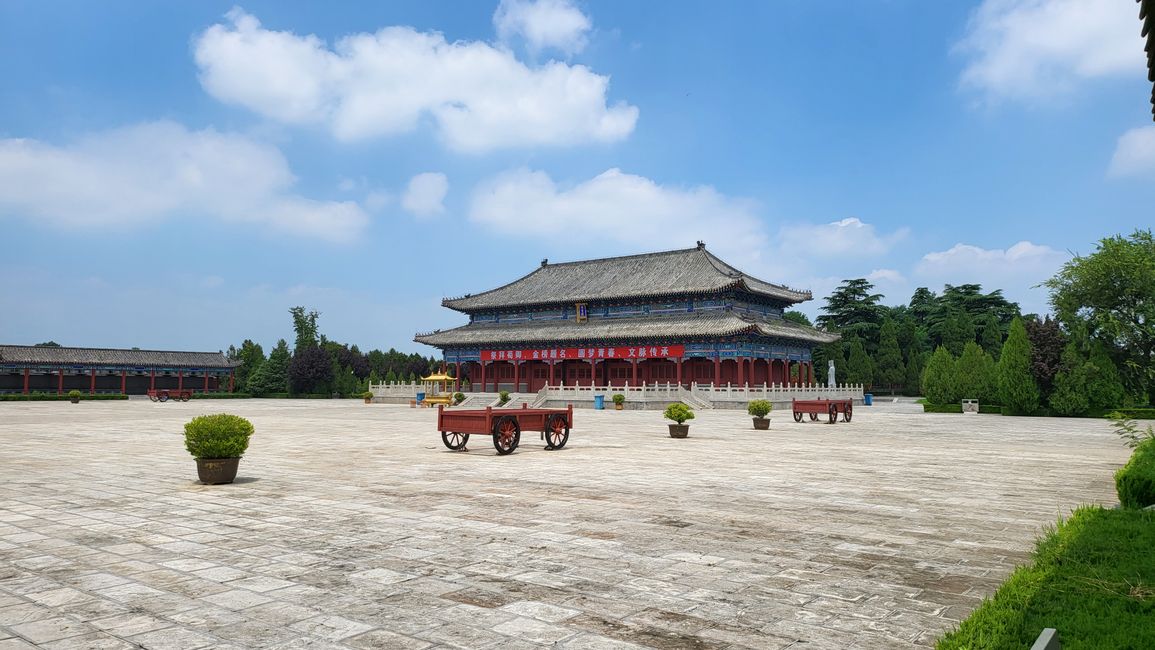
[0,121,368,242]
[494,0,592,56]
[1108,126,1155,177]
[956,0,1139,102]
[866,268,906,284]
[401,172,449,218]
[469,167,767,264]
[194,8,636,152]
[777,217,908,259]
[916,241,1068,313]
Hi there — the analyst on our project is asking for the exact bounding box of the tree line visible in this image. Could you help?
[226,307,440,396]
[810,229,1153,414]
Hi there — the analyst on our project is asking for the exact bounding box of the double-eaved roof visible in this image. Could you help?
[416,310,838,348]
[442,245,811,313]
[0,345,237,369]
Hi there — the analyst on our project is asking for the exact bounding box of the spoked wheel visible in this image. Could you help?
[809,412,818,421]
[441,431,470,450]
[158,391,169,403]
[181,393,191,402]
[828,404,838,424]
[148,393,158,402]
[543,414,570,450]
[492,416,521,455]
[793,411,803,422]
[843,404,853,422]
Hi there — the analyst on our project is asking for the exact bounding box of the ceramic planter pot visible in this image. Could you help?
[196,457,240,485]
[752,418,770,430]
[668,424,689,438]
[614,404,623,410]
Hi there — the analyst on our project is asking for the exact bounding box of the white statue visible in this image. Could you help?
[827,360,836,387]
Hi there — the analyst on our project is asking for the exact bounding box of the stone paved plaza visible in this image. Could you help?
[0,399,1129,649]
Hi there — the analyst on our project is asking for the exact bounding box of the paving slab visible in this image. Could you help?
[0,399,1128,647]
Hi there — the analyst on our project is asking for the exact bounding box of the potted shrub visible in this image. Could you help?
[664,402,694,438]
[748,399,772,430]
[453,391,465,405]
[498,390,510,406]
[362,390,373,404]
[612,393,626,410]
[184,413,254,485]
[68,389,82,404]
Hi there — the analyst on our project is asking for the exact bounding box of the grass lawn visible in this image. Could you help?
[938,506,1155,649]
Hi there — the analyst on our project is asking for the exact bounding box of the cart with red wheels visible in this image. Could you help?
[791,398,853,424]
[147,388,193,403]
[436,404,573,455]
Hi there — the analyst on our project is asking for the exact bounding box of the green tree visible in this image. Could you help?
[289,306,321,353]
[34,341,62,347]
[228,339,265,393]
[904,350,928,396]
[977,312,1003,360]
[1045,229,1155,405]
[817,279,885,348]
[1085,343,1127,411]
[998,317,1040,414]
[1024,315,1066,400]
[938,310,975,357]
[908,287,938,324]
[384,369,398,383]
[823,340,847,385]
[289,345,333,394]
[874,320,905,392]
[921,346,957,405]
[955,342,998,404]
[1049,343,1092,416]
[783,310,812,326]
[844,338,874,388]
[247,339,290,395]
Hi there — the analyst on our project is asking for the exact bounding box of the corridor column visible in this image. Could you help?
[23,368,29,395]
[90,369,96,394]
[738,358,745,388]
[713,357,721,387]
[57,369,64,395]
[480,361,487,393]
[454,362,461,392]
[121,370,127,394]
[513,361,520,393]
[631,359,638,386]
[676,357,682,387]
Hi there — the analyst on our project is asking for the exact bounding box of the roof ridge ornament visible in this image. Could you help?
[696,240,705,250]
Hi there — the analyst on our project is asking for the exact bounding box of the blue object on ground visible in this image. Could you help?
[864,393,873,406]
[594,394,605,410]
[416,392,426,402]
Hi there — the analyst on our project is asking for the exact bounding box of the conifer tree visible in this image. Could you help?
[921,346,957,405]
[955,342,997,403]
[874,320,905,392]
[998,317,1040,414]
[904,351,928,395]
[247,339,290,396]
[844,339,874,388]
[977,313,1003,360]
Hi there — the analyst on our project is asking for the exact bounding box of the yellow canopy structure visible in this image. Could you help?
[421,372,454,383]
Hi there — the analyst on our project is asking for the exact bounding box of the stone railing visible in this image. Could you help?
[368,381,452,398]
[536,382,865,409]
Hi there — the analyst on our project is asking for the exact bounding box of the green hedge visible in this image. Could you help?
[1109,408,1155,420]
[0,393,129,401]
[922,403,1004,414]
[191,392,252,399]
[1116,439,1155,509]
[937,506,1155,649]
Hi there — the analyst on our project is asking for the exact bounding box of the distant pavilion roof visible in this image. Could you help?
[442,245,812,313]
[0,345,238,369]
[416,311,839,348]
[1143,0,1155,121]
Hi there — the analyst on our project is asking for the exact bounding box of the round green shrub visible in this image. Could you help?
[747,399,772,418]
[184,414,254,459]
[664,402,695,424]
[612,393,625,405]
[67,389,82,399]
[361,390,373,400]
[498,390,510,405]
[453,392,465,405]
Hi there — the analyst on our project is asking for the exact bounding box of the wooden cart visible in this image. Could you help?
[437,404,573,455]
[792,398,853,424]
[148,388,193,402]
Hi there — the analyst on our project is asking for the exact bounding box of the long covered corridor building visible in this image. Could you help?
[0,345,238,395]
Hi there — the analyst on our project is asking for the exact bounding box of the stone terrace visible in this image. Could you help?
[0,400,1128,649]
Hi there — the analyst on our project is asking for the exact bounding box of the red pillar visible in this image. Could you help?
[738,358,746,388]
[121,370,127,394]
[631,359,638,385]
[149,369,155,391]
[90,369,96,394]
[713,357,721,387]
[676,357,682,387]
[548,361,555,387]
[480,361,487,393]
[454,362,461,392]
[58,369,64,394]
[229,371,234,393]
[23,368,29,395]
[513,361,520,393]
[177,370,183,391]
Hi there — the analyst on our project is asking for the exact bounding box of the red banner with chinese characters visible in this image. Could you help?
[481,345,685,362]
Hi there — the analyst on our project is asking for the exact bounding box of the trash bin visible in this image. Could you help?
[593,394,605,410]
[416,392,426,404]
[864,393,873,406]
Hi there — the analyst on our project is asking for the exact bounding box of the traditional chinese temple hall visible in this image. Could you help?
[416,244,838,392]
[0,345,238,395]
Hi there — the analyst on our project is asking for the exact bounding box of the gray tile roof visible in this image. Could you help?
[415,311,839,348]
[442,245,812,312]
[0,345,239,369]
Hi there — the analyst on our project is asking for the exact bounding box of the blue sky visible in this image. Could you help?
[2,0,1152,354]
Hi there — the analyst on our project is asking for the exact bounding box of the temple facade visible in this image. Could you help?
[416,244,838,393]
